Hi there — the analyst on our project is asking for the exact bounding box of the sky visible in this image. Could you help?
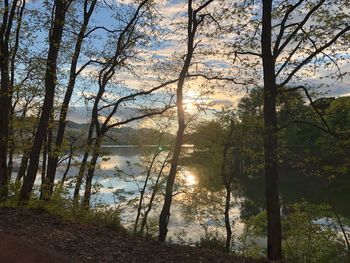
[20,0,350,126]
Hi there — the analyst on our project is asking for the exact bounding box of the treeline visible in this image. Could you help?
[1,0,350,261]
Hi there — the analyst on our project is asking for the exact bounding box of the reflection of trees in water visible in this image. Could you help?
[100,146,193,158]
[232,166,350,220]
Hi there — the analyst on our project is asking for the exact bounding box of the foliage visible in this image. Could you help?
[1,184,125,232]
[241,202,348,262]
[195,227,226,252]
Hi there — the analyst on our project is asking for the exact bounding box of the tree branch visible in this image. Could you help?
[277,26,350,88]
[276,0,326,57]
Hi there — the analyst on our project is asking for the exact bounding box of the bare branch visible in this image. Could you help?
[84,26,122,38]
[98,78,179,112]
[275,0,326,57]
[276,39,303,77]
[273,0,305,56]
[235,50,262,58]
[187,73,246,85]
[278,26,350,88]
[107,106,175,129]
[279,85,337,137]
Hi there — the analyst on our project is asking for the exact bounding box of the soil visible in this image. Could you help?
[0,207,267,263]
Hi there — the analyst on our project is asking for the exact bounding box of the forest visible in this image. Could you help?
[0,0,350,262]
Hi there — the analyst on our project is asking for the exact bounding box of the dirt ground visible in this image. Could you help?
[0,207,266,263]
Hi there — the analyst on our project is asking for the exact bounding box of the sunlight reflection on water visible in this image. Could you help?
[26,145,243,243]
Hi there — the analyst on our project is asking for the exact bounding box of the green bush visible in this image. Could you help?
[241,202,348,262]
[1,182,125,233]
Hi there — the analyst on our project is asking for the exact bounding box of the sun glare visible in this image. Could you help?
[185,173,197,186]
[184,101,197,113]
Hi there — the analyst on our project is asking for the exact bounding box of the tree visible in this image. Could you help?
[44,0,98,200]
[71,0,176,208]
[19,0,72,204]
[228,1,350,259]
[0,0,24,200]
[7,0,26,178]
[262,0,350,258]
[261,1,282,259]
[158,0,216,242]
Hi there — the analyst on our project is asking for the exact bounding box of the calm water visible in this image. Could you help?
[19,145,349,242]
[50,145,242,241]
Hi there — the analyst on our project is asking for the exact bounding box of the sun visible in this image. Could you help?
[185,172,197,186]
[184,101,197,113]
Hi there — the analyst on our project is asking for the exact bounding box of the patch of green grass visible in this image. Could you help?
[1,182,126,234]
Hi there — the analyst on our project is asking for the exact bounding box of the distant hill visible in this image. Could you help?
[64,121,175,145]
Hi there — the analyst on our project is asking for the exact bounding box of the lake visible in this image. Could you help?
[42,145,243,242]
[17,144,350,243]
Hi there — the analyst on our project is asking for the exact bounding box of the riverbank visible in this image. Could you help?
[0,207,266,262]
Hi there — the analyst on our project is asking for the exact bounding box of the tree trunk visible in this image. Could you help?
[224,184,232,252]
[0,45,11,199]
[40,134,48,200]
[140,153,169,234]
[16,149,30,184]
[158,122,185,241]
[61,153,72,185]
[73,149,90,207]
[41,125,53,199]
[159,0,199,242]
[221,127,235,252]
[73,118,96,207]
[134,149,160,233]
[0,0,19,199]
[81,140,101,209]
[262,1,282,260]
[7,0,26,179]
[46,0,97,199]
[19,0,68,204]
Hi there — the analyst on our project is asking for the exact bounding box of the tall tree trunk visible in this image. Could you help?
[0,49,11,199]
[46,0,97,199]
[73,116,97,207]
[42,121,54,200]
[19,0,69,204]
[158,120,185,241]
[159,0,201,241]
[221,124,234,253]
[73,149,90,206]
[8,0,26,178]
[0,0,19,200]
[81,139,101,209]
[262,0,282,260]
